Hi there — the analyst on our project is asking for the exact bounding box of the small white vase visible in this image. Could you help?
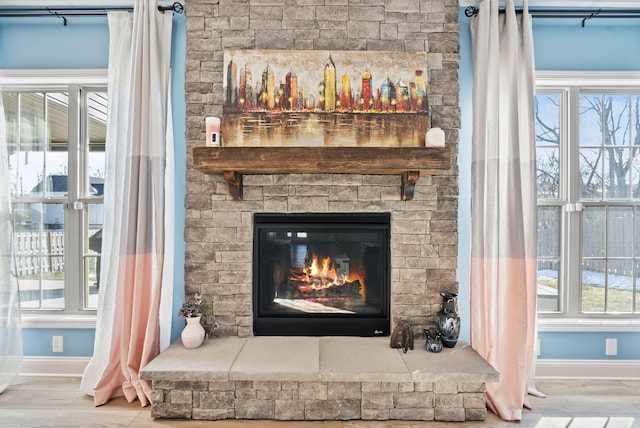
[181,316,205,349]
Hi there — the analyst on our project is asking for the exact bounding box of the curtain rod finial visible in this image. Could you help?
[157,2,184,14]
[465,6,479,18]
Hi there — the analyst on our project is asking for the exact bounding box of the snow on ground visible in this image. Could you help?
[538,269,636,293]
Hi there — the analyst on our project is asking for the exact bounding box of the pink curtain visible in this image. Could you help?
[469,0,537,421]
[80,0,174,406]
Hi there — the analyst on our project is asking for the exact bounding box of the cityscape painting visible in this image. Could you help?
[222,49,430,147]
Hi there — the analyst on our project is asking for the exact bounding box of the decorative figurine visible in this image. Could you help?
[424,328,443,353]
[390,320,414,353]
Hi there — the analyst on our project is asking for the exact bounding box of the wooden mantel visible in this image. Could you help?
[192,146,451,201]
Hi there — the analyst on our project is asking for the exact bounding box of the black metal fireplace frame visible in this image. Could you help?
[252,212,391,337]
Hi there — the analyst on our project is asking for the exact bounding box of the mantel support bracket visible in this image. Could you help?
[223,171,243,201]
[401,171,420,201]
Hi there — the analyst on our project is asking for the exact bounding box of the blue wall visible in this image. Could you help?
[538,332,638,360]
[0,13,186,357]
[0,18,109,68]
[458,8,640,360]
[170,13,187,343]
[22,328,95,357]
[532,18,640,71]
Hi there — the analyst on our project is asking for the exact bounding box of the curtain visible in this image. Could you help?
[80,0,174,406]
[469,0,537,421]
[0,85,23,394]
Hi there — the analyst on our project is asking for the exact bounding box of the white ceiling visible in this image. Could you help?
[459,0,640,6]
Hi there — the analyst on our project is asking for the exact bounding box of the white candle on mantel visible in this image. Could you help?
[425,127,445,147]
[205,116,221,146]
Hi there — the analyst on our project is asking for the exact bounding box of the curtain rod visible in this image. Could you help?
[0,1,184,25]
[464,6,640,26]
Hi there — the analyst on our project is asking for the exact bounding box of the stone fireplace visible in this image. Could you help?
[142,1,498,422]
[186,170,458,338]
[184,0,461,339]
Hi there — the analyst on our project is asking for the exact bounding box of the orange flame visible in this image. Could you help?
[297,254,366,298]
[303,255,342,287]
[308,255,333,278]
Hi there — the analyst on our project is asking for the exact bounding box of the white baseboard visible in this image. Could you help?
[19,356,90,377]
[536,359,640,379]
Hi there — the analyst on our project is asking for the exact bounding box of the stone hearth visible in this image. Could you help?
[141,337,498,422]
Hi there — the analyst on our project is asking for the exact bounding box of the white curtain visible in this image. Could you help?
[0,85,23,393]
[470,0,537,421]
[80,0,174,406]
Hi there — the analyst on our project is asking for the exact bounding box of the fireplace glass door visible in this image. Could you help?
[253,213,390,336]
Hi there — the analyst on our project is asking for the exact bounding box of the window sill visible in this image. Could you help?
[21,314,97,329]
[538,317,640,333]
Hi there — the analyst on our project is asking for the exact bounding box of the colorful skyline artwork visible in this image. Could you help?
[221,49,430,147]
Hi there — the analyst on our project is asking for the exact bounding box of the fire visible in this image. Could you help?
[306,256,340,281]
[302,255,348,288]
[288,253,366,299]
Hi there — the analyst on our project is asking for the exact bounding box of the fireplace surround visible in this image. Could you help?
[184,0,461,339]
[253,212,390,336]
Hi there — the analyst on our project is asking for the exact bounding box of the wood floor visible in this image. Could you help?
[1,376,638,427]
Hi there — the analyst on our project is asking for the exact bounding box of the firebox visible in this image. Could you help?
[253,213,390,336]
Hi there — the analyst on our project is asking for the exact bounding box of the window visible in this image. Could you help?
[2,70,107,314]
[536,72,640,317]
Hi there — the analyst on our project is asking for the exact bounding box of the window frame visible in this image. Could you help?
[1,69,107,324]
[536,71,640,330]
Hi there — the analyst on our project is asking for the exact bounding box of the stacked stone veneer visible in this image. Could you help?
[164,1,472,421]
[151,379,487,421]
[185,0,461,338]
[143,337,498,422]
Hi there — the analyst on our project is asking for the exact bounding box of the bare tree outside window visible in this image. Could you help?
[535,94,561,199]
[535,93,562,312]
[535,89,640,314]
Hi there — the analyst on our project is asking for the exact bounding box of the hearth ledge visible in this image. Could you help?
[141,336,498,422]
